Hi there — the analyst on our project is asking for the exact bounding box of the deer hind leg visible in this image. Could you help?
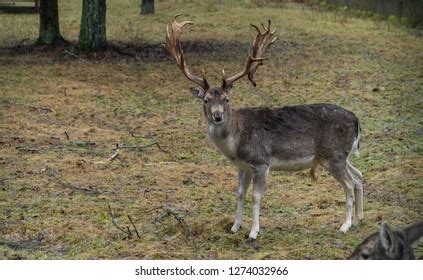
[347,161,363,225]
[249,166,269,239]
[231,170,252,233]
[324,161,355,233]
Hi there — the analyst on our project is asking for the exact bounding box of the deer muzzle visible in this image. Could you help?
[211,106,224,123]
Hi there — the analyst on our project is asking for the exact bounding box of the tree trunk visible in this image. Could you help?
[78,0,107,52]
[37,0,66,45]
[141,0,154,15]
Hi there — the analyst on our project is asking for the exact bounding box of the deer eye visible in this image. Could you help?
[204,100,208,104]
[226,98,229,103]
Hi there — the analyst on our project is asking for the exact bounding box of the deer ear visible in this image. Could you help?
[380,221,395,254]
[190,87,205,99]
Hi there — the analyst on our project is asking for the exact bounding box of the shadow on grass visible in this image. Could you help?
[0,39,299,64]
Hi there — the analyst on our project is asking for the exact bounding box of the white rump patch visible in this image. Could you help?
[351,128,360,157]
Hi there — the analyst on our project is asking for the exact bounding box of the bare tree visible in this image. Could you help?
[37,0,66,45]
[141,0,154,15]
[78,0,107,52]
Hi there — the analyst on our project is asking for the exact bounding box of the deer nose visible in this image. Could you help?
[212,112,223,123]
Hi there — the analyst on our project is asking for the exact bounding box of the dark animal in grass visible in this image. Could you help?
[349,221,423,260]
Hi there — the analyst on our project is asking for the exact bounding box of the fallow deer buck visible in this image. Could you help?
[165,15,363,239]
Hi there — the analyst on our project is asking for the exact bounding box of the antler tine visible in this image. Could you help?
[222,20,277,90]
[250,24,261,35]
[164,14,209,90]
[173,13,183,20]
[202,68,210,89]
[222,69,227,89]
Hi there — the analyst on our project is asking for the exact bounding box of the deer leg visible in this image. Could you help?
[347,161,364,225]
[249,167,269,239]
[326,161,355,233]
[231,170,252,233]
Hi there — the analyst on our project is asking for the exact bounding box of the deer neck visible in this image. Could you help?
[207,122,229,139]
[206,110,237,159]
[206,109,231,139]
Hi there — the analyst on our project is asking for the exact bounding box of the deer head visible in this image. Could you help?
[165,14,277,125]
[348,221,419,260]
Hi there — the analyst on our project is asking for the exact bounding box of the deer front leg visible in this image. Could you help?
[249,167,269,239]
[231,170,252,233]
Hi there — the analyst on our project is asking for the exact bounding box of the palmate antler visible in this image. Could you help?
[165,15,277,91]
[222,20,277,89]
[165,14,209,90]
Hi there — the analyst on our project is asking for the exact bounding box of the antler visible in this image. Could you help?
[222,20,277,90]
[165,14,209,90]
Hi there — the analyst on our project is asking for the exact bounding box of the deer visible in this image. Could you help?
[165,14,363,239]
[349,221,423,259]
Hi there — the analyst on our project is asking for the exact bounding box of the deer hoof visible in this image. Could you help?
[339,222,352,233]
[231,223,241,233]
[248,229,259,239]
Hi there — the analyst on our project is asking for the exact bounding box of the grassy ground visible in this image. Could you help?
[0,0,422,259]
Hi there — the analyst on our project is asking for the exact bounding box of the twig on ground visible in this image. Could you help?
[6,101,55,113]
[109,149,120,161]
[107,205,141,240]
[107,204,130,237]
[133,206,165,222]
[129,132,155,139]
[57,180,100,195]
[126,226,133,237]
[144,161,176,166]
[117,141,166,152]
[154,206,195,243]
[16,146,39,153]
[94,149,120,164]
[64,131,70,140]
[63,50,80,59]
[127,214,141,239]
[70,140,96,147]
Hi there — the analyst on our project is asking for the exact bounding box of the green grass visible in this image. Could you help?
[0,0,422,259]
